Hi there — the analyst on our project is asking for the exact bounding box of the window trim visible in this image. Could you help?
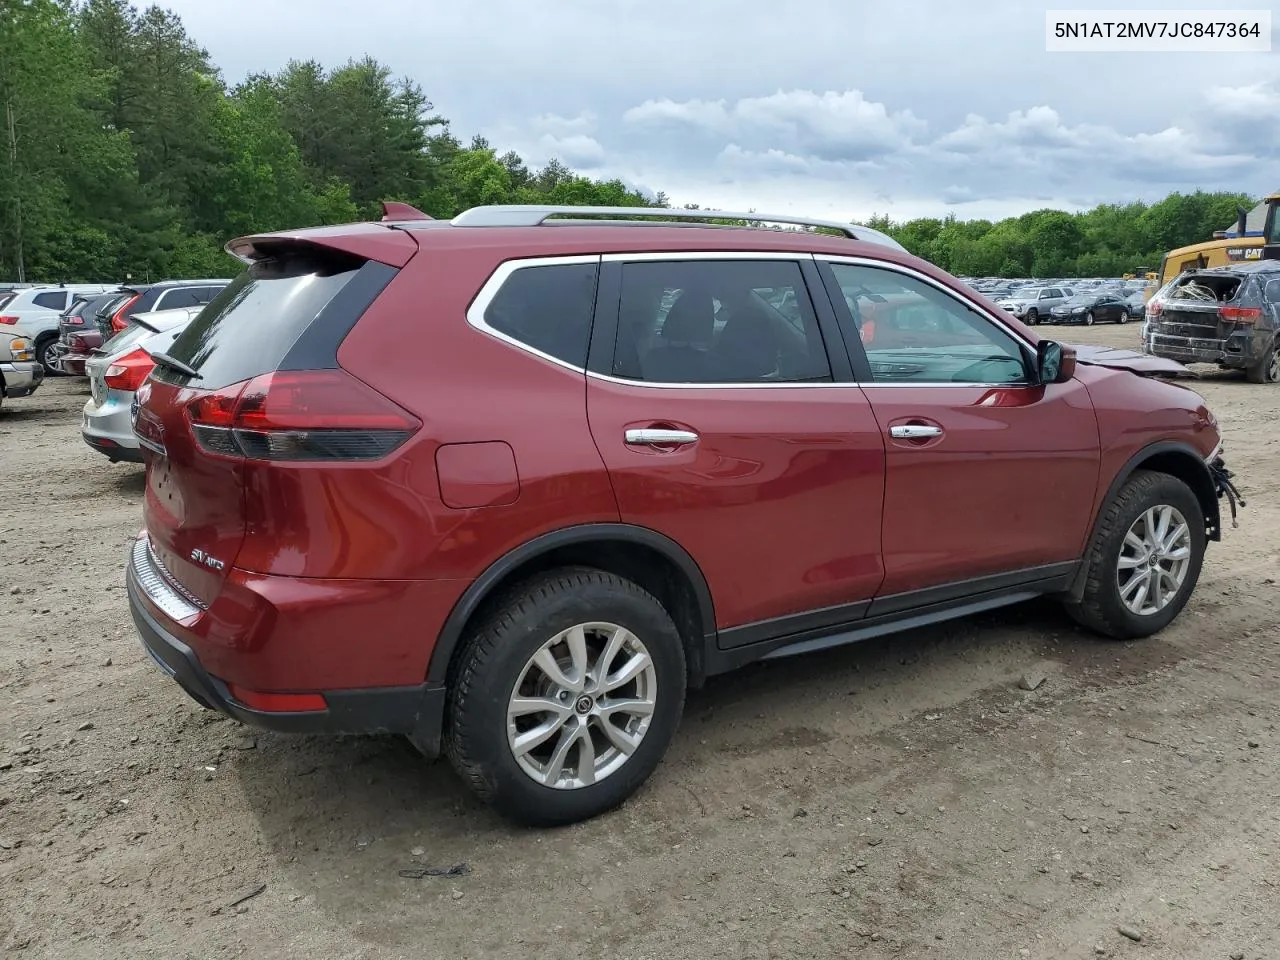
[817,254,1039,389]
[469,250,861,390]
[465,254,603,374]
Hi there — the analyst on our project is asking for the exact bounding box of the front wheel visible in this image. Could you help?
[1064,470,1205,639]
[446,568,687,826]
[1024,308,1039,325]
[1084,311,1095,326]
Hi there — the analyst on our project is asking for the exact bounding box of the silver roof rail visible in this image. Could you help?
[448,204,906,252]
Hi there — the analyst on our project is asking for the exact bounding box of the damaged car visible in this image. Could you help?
[1142,261,1280,383]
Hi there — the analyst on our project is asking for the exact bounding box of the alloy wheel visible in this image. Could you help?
[1116,505,1192,617]
[506,622,658,789]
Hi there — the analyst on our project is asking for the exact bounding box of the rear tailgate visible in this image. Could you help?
[137,233,414,607]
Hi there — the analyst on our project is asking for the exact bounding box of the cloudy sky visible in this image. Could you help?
[164,0,1277,222]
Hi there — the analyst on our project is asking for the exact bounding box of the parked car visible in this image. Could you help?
[82,308,200,461]
[49,292,126,374]
[0,284,119,374]
[0,327,43,411]
[126,203,1237,827]
[1142,261,1280,383]
[101,280,230,337]
[1124,291,1147,319]
[1048,291,1133,325]
[995,285,1074,324]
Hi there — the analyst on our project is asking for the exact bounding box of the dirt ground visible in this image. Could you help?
[1,322,1277,960]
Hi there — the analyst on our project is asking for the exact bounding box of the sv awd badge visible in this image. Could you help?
[189,549,225,572]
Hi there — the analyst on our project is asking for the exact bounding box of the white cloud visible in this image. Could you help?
[530,112,598,136]
[537,133,606,170]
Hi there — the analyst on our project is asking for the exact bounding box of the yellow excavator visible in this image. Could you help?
[1148,191,1280,298]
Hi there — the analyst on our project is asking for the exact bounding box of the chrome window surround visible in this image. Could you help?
[130,537,204,622]
[464,251,1040,390]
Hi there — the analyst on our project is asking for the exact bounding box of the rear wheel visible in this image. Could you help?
[446,568,687,826]
[1084,311,1095,326]
[1245,343,1278,384]
[1064,470,1205,639]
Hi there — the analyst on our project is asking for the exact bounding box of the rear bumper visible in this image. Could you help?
[0,361,44,398]
[1143,331,1258,368]
[82,392,142,461]
[125,537,449,755]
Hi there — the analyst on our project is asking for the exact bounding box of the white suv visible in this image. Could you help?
[0,284,119,372]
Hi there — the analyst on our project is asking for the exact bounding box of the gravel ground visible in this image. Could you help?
[1,322,1277,960]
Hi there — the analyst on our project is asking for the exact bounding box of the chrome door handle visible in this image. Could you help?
[889,424,942,439]
[625,428,699,446]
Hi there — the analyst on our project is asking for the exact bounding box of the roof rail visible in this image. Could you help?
[448,204,906,251]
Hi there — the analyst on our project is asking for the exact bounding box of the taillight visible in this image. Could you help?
[184,369,420,462]
[0,316,17,325]
[110,293,141,332]
[1220,306,1261,323]
[104,347,155,392]
[68,316,84,325]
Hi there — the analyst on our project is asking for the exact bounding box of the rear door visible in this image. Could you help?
[818,257,1100,600]
[585,254,886,642]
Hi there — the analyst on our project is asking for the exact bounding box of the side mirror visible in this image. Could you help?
[1037,340,1076,384]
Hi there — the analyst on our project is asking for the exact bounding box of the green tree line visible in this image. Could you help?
[0,0,661,282]
[862,190,1258,278]
[0,0,1259,284]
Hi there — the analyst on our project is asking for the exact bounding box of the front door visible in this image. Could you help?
[820,258,1100,601]
[586,255,886,643]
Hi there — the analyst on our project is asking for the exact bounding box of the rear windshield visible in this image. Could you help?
[1168,274,1244,303]
[0,294,12,310]
[162,252,366,389]
[101,322,157,357]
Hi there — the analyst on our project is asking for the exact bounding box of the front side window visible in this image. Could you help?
[612,259,831,384]
[483,261,599,368]
[828,263,1031,385]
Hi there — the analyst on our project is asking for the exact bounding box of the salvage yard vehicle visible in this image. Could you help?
[102,280,229,337]
[1142,261,1280,383]
[127,203,1239,827]
[0,327,44,411]
[1048,291,1132,326]
[82,308,200,461]
[994,285,1073,325]
[0,283,118,375]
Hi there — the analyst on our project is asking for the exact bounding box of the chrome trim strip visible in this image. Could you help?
[465,251,1035,391]
[465,254,602,375]
[130,537,203,622]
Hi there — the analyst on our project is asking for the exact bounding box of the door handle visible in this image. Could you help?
[625,428,699,447]
[889,424,943,439]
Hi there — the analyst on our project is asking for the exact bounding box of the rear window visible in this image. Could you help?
[1168,274,1244,303]
[33,291,67,310]
[161,251,371,389]
[101,322,156,357]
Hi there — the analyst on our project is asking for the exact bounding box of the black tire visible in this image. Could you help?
[1245,343,1278,384]
[1024,308,1038,325]
[446,567,687,826]
[1117,311,1128,324]
[1084,311,1095,326]
[35,335,62,377]
[1063,470,1205,640]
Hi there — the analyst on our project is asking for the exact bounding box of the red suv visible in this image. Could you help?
[126,204,1239,825]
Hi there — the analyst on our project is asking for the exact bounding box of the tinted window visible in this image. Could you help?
[33,292,67,310]
[194,286,225,303]
[483,262,598,368]
[829,264,1030,385]
[163,252,367,389]
[155,288,203,310]
[612,259,830,384]
[101,322,157,357]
